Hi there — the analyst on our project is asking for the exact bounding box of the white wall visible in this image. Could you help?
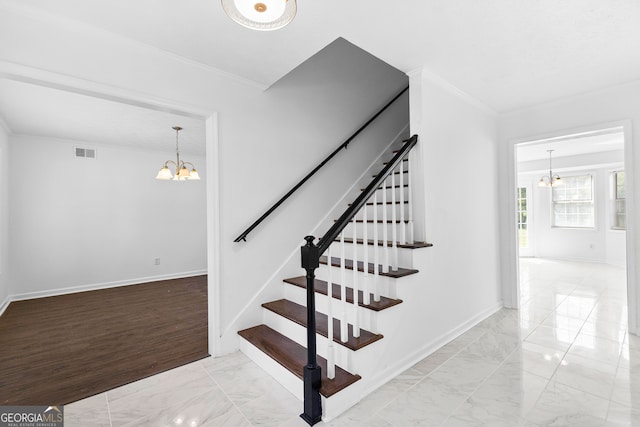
[408,69,502,338]
[518,163,625,265]
[0,10,410,353]
[517,149,626,264]
[0,123,9,312]
[217,39,409,350]
[498,81,640,331]
[607,221,627,267]
[8,135,207,298]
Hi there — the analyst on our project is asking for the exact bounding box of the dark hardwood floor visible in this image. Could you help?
[0,275,208,405]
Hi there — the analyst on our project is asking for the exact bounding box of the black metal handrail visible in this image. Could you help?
[299,134,418,425]
[233,85,410,243]
[317,134,418,254]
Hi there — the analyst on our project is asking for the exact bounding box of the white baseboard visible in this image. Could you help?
[0,294,10,317]
[321,301,504,422]
[388,301,504,377]
[8,270,207,304]
[533,255,607,265]
[531,255,630,269]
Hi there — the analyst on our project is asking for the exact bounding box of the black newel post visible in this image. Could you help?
[300,235,322,425]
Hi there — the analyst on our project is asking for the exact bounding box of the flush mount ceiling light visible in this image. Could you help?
[155,126,200,181]
[538,149,562,187]
[221,0,297,31]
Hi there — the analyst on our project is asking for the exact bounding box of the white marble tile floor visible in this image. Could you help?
[65,258,636,426]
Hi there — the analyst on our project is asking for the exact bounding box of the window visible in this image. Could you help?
[552,174,594,228]
[517,187,528,248]
[612,171,625,230]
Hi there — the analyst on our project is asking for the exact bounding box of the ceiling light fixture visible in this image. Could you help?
[538,149,562,187]
[221,0,297,31]
[155,126,200,181]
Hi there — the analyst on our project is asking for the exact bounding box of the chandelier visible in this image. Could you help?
[155,126,200,181]
[221,0,297,31]
[538,149,562,187]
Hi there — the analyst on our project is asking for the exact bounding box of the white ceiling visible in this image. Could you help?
[1,0,639,152]
[6,0,640,113]
[517,129,624,163]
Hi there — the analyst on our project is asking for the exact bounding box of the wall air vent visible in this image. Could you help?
[75,147,96,159]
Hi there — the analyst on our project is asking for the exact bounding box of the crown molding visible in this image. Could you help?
[410,66,498,117]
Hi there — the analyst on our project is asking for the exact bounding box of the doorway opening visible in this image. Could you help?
[0,69,223,399]
[512,124,634,354]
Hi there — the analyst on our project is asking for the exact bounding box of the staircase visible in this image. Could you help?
[237,134,432,423]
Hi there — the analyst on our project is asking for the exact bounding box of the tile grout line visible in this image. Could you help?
[519,277,589,424]
[373,328,482,426]
[380,261,627,427]
[450,278,603,425]
[602,289,628,423]
[200,359,257,427]
[431,310,552,425]
[529,280,622,424]
[437,325,548,427]
[105,392,113,427]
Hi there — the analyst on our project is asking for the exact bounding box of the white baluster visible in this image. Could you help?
[373,191,381,302]
[326,243,335,379]
[352,210,360,338]
[340,233,348,342]
[391,168,398,271]
[362,203,370,306]
[400,158,407,245]
[408,150,415,244]
[382,175,390,273]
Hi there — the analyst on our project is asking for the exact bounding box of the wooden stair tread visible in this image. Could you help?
[319,256,419,278]
[283,277,402,312]
[350,201,408,206]
[383,158,408,165]
[362,184,408,191]
[336,238,433,249]
[262,299,383,351]
[348,219,410,224]
[372,170,408,178]
[238,325,361,398]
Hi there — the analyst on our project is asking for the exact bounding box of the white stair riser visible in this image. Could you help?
[323,243,413,267]
[371,186,409,200]
[238,335,365,423]
[314,268,399,300]
[316,266,398,290]
[313,269,396,300]
[357,204,410,219]
[340,222,412,244]
[282,282,397,333]
[238,336,303,401]
[261,307,383,377]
